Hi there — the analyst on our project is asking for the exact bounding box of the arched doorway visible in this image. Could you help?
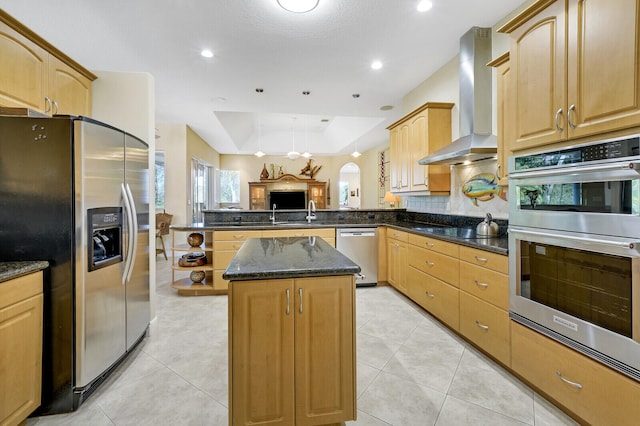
[339,162,360,209]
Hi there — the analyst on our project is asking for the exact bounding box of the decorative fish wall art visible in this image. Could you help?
[461,173,507,206]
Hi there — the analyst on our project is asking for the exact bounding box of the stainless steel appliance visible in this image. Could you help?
[0,115,150,414]
[508,134,640,380]
[336,228,378,286]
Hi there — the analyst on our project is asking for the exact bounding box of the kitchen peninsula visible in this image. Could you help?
[223,236,359,426]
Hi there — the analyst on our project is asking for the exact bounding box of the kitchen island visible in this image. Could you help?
[224,236,359,426]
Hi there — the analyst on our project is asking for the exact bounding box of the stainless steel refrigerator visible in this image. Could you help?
[0,115,150,414]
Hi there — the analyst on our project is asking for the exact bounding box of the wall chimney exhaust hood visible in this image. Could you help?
[419,27,497,166]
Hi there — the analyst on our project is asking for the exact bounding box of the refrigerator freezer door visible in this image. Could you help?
[124,133,150,350]
[74,119,126,388]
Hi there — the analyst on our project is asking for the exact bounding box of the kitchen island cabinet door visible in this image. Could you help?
[294,276,356,426]
[229,279,295,426]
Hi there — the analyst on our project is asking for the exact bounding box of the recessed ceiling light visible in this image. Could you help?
[371,61,383,70]
[277,0,319,13]
[417,0,433,12]
[200,49,214,58]
[380,105,394,111]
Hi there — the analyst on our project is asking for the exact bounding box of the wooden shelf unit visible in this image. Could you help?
[170,229,219,296]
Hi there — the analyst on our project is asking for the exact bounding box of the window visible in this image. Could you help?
[155,151,165,210]
[219,169,240,204]
[191,158,213,223]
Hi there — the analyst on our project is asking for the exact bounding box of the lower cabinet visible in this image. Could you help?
[229,275,356,426]
[458,246,510,366]
[511,321,640,426]
[386,229,408,293]
[0,271,43,426]
[213,230,262,293]
[406,266,459,330]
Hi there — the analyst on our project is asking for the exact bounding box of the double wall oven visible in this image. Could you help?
[508,134,640,380]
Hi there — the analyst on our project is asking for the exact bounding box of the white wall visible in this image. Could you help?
[91,71,159,320]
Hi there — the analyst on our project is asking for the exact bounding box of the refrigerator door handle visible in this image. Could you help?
[121,183,134,284]
[124,183,138,283]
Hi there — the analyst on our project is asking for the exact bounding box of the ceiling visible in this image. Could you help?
[0,0,523,156]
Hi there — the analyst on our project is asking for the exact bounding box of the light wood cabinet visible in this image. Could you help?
[386,229,408,293]
[408,245,460,287]
[229,276,356,426]
[170,229,217,296]
[212,230,262,294]
[488,52,511,185]
[0,13,95,116]
[387,102,454,194]
[1,271,43,426]
[500,0,640,152]
[406,266,459,331]
[248,183,267,210]
[458,245,510,366]
[512,321,640,425]
[307,182,327,209]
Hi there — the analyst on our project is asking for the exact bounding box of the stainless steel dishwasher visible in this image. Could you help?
[336,228,378,287]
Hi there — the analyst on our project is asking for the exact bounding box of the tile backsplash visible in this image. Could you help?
[404,159,508,220]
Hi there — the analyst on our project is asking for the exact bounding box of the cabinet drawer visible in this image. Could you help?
[408,233,459,257]
[407,267,459,330]
[214,240,245,251]
[459,246,508,274]
[511,321,640,426]
[459,292,510,366]
[408,245,459,287]
[387,229,408,242]
[0,271,43,309]
[459,262,508,310]
[214,230,262,241]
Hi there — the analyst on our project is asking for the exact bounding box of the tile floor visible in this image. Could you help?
[26,258,579,426]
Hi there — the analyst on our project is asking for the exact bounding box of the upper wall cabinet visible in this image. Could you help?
[387,102,454,195]
[499,0,640,152]
[0,11,96,116]
[488,52,511,186]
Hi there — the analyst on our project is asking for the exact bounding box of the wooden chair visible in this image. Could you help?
[156,212,173,260]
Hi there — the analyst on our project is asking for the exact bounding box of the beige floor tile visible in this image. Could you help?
[435,396,530,426]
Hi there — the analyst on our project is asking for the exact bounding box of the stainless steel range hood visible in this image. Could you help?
[419,27,497,166]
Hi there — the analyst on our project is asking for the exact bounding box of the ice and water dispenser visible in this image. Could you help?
[88,207,123,271]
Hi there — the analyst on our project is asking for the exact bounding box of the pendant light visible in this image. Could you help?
[287,117,300,160]
[254,114,265,157]
[351,93,361,158]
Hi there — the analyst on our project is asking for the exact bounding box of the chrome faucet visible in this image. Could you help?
[270,203,277,225]
[306,199,317,224]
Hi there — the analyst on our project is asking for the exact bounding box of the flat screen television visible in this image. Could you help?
[269,191,306,209]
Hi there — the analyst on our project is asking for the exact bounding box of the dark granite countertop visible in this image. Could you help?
[172,220,509,255]
[0,261,49,284]
[223,236,361,281]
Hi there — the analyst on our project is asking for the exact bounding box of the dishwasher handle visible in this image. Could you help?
[339,231,376,237]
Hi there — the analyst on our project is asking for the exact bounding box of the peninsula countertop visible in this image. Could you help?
[223,236,361,281]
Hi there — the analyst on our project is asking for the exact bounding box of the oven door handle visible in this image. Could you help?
[510,161,640,179]
[511,228,639,250]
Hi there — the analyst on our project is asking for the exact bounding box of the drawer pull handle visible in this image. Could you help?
[475,320,489,330]
[555,107,564,133]
[425,260,435,267]
[556,371,583,389]
[426,242,435,248]
[285,288,290,315]
[475,280,489,288]
[474,256,488,263]
[425,291,435,298]
[299,288,303,314]
[233,235,244,239]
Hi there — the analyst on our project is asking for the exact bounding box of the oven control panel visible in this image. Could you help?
[513,135,640,171]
